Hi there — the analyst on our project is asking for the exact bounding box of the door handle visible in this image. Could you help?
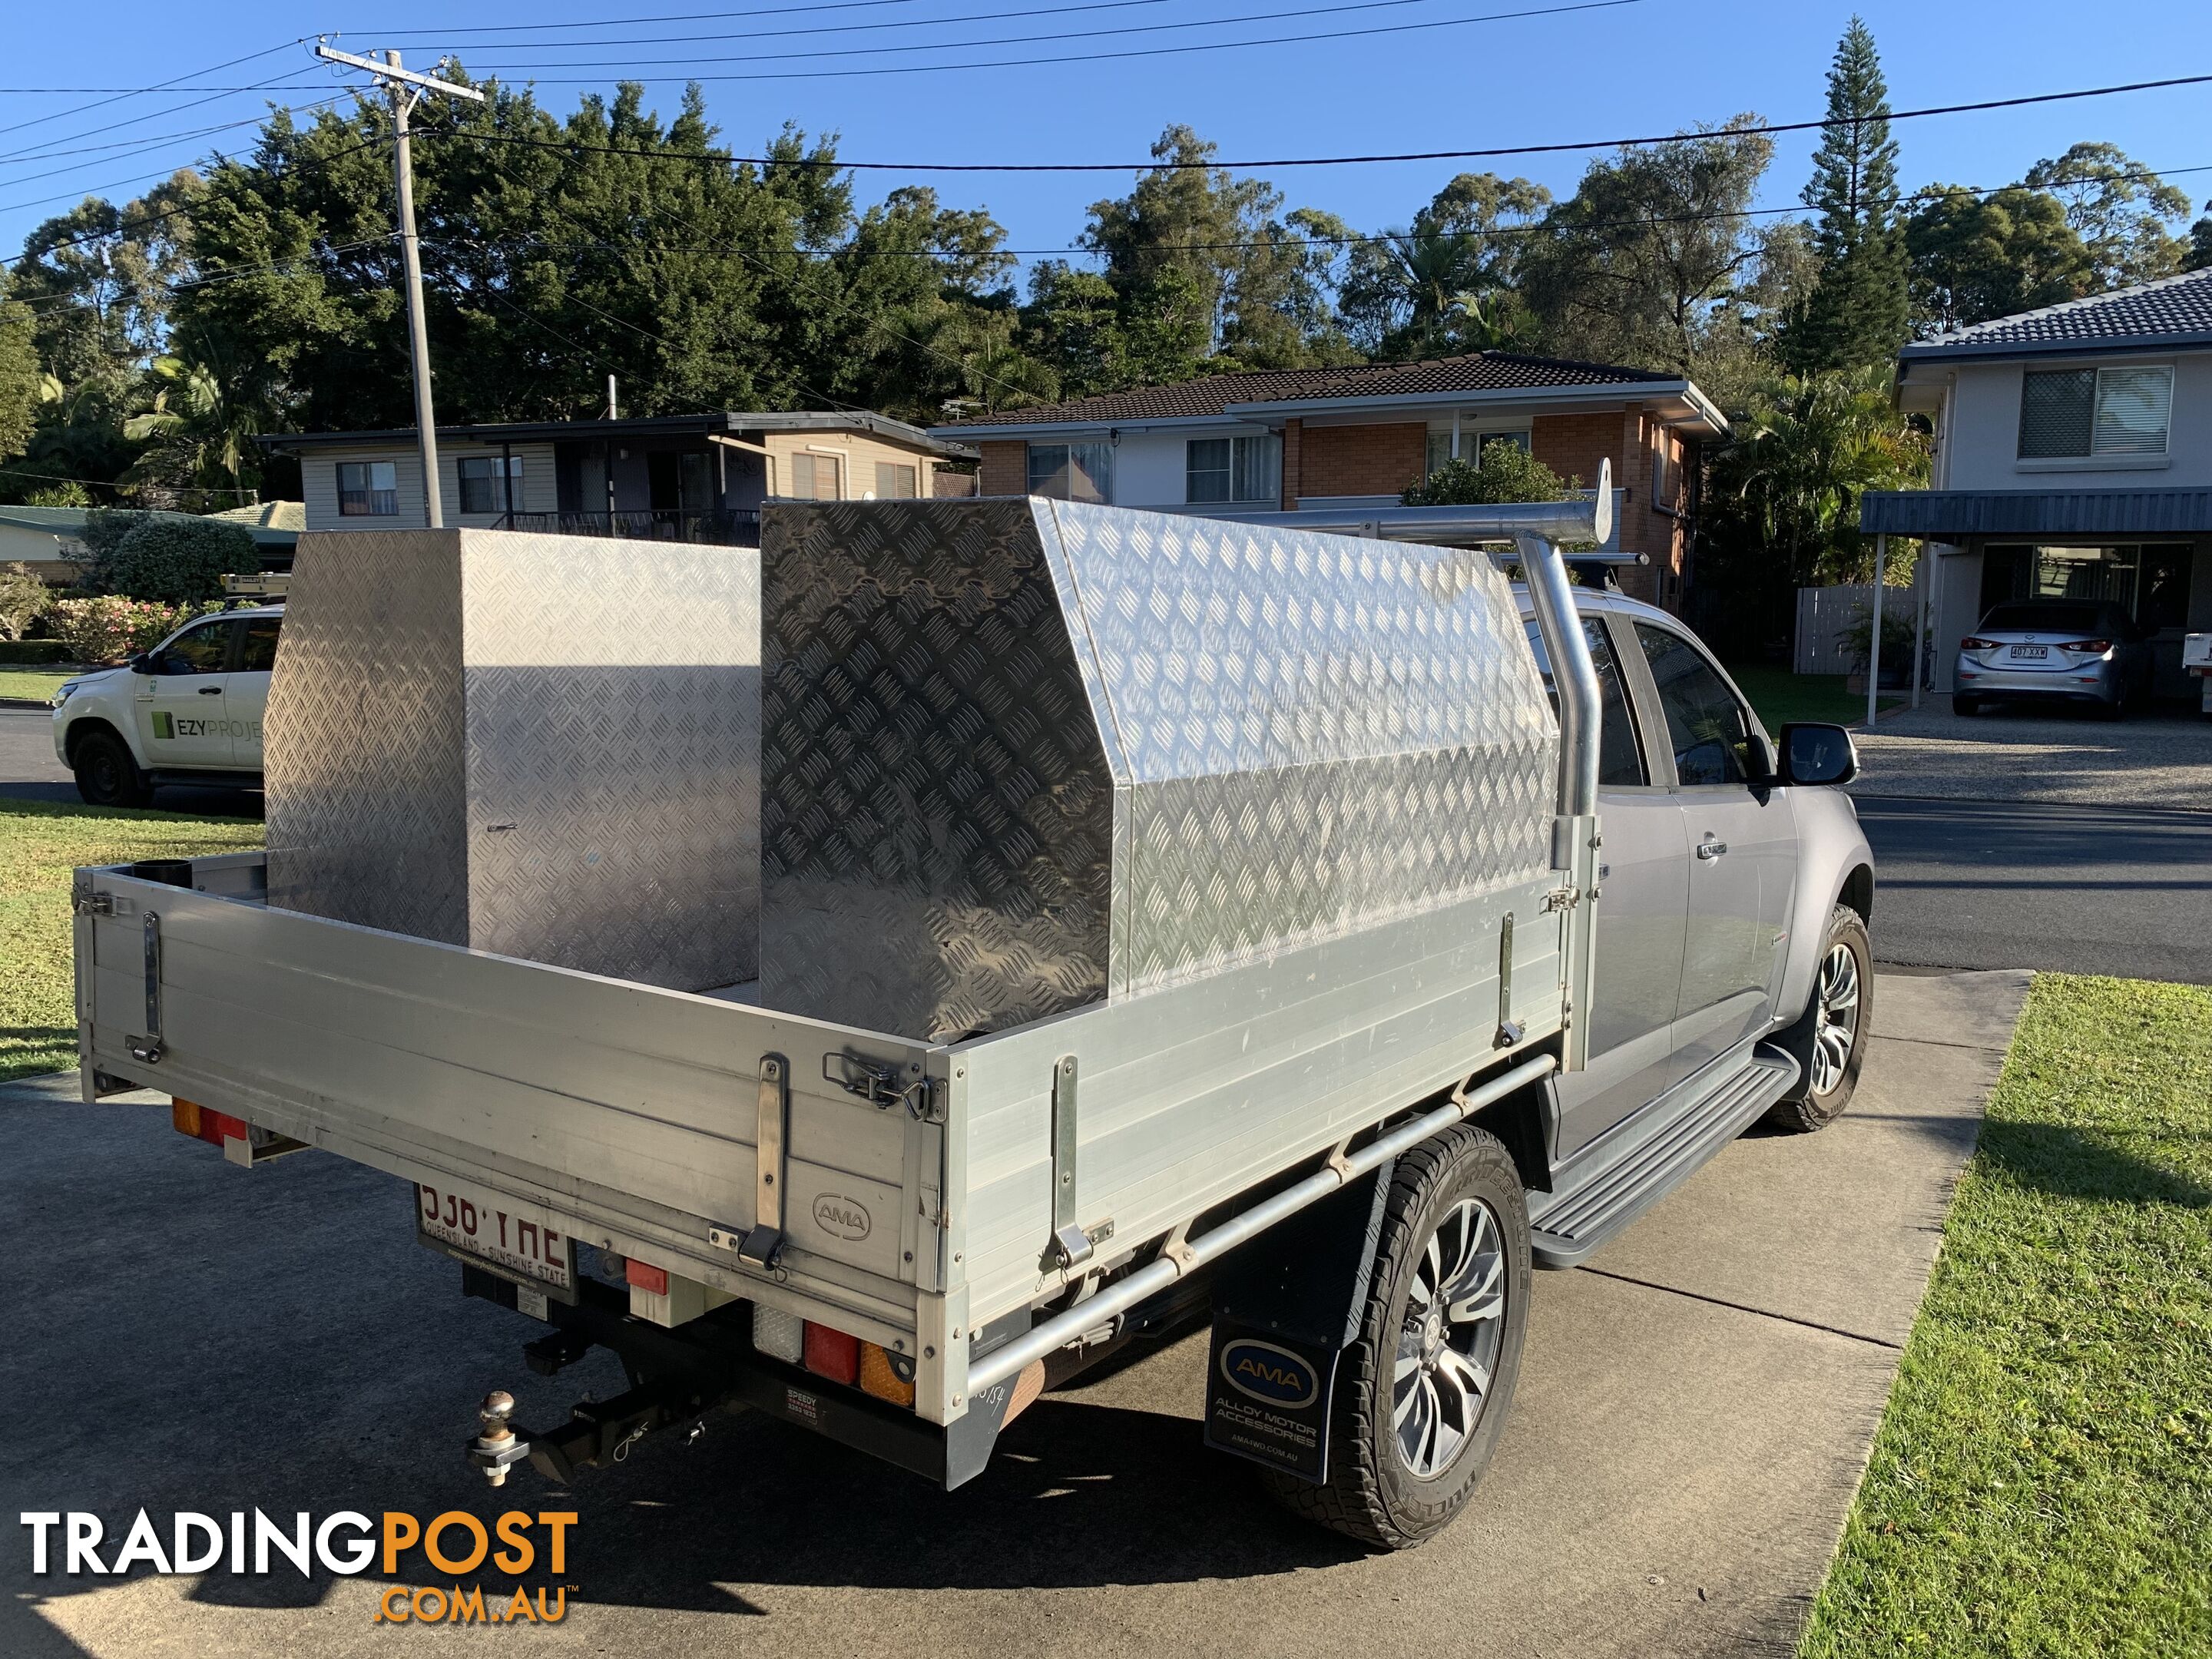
[1696,837,1728,860]
[197,686,224,696]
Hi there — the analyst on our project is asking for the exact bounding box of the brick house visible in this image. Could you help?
[932,352,1727,610]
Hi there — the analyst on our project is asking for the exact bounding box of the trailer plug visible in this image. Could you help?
[465,1389,532,1488]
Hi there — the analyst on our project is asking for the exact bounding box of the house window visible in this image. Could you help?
[1027,441,1113,504]
[1185,435,1280,504]
[2018,366,2173,459]
[790,452,842,500]
[336,460,398,516]
[876,461,918,498]
[456,455,522,515]
[1426,429,1530,475]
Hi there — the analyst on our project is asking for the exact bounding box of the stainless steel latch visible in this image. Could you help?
[738,1053,789,1268]
[128,910,164,1065]
[1045,1055,1093,1271]
[1541,886,1581,912]
[74,892,114,916]
[823,1051,940,1121]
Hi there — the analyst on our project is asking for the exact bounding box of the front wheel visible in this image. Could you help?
[1765,904,1872,1131]
[1261,1124,1531,1550]
[71,727,152,809]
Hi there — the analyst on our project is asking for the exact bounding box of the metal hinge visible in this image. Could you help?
[823,1051,942,1121]
[1044,1055,1094,1271]
[127,909,164,1065]
[1541,886,1581,912]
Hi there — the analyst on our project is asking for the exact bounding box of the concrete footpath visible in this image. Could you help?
[0,969,2030,1659]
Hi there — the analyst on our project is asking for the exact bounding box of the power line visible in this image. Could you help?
[0,102,346,195]
[417,68,2212,171]
[0,42,302,140]
[446,0,1528,70]
[0,462,268,497]
[426,0,1641,83]
[369,0,951,37]
[389,0,1181,53]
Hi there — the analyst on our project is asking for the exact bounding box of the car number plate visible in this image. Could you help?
[2009,644,2048,660]
[415,1177,577,1296]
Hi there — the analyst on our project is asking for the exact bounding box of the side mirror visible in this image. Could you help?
[129,653,154,676]
[1776,722,1859,787]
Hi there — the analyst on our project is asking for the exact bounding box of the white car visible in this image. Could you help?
[51,605,281,807]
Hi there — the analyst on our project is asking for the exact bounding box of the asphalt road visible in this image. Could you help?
[0,707,260,819]
[1855,794,2212,986]
[2,971,2029,1659]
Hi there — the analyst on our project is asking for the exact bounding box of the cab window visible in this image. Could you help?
[1633,623,1757,786]
[151,621,234,675]
[1523,616,1647,786]
[237,618,282,673]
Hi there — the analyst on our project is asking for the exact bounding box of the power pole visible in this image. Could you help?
[315,41,484,529]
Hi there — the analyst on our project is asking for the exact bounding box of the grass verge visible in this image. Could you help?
[0,799,260,1081]
[0,667,74,702]
[1801,973,2212,1658]
[1726,663,1903,730]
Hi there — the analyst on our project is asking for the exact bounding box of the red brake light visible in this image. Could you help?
[2058,639,2111,654]
[803,1322,859,1385]
[1960,637,1998,651]
[624,1258,670,1296]
[173,1097,247,1147]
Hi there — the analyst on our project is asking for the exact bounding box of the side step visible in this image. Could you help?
[1528,1048,1800,1267]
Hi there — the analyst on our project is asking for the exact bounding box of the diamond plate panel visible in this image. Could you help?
[758,501,1114,1041]
[266,528,759,992]
[265,531,469,945]
[757,499,1558,1040]
[1037,502,1557,994]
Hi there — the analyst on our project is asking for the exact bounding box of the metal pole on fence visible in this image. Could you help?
[1866,533,1887,730]
[1909,540,1928,710]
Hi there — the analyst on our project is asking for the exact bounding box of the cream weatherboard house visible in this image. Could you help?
[931,351,1729,611]
[258,410,973,544]
[1865,265,2212,700]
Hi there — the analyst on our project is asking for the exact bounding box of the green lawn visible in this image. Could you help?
[1801,974,2212,1658]
[1725,663,1905,731]
[0,667,76,703]
[0,800,262,1081]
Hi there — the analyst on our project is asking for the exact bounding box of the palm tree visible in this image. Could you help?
[1717,363,1926,586]
[122,354,261,508]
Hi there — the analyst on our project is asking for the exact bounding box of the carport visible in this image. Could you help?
[1859,486,2212,699]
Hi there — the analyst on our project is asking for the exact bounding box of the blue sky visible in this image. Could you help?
[6,0,2212,281]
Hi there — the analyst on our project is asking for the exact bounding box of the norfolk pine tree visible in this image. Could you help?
[1785,18,1909,371]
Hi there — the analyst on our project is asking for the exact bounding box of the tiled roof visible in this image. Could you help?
[937,351,1681,429]
[1901,266,2212,359]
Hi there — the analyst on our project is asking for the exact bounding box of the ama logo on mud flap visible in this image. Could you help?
[1219,1338,1319,1409]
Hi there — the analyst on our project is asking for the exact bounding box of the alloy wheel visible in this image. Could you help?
[1809,942,1861,1095]
[1392,1197,1508,1480]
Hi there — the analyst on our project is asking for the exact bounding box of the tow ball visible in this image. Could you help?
[466,1391,531,1488]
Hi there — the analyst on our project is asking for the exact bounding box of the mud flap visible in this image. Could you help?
[1204,1161,1392,1484]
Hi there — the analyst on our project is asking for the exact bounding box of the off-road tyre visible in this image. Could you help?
[1260,1124,1530,1551]
[1764,904,1872,1132]
[71,727,152,808]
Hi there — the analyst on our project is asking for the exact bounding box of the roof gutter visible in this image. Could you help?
[1897,331,2212,364]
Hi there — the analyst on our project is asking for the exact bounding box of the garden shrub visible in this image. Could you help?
[45,596,220,665]
[81,513,256,602]
[0,561,51,641]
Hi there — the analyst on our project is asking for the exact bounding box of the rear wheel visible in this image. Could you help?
[71,727,152,808]
[1951,694,1980,717]
[1765,904,1871,1132]
[1261,1124,1530,1550]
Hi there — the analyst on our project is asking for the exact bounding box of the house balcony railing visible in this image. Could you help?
[501,508,761,546]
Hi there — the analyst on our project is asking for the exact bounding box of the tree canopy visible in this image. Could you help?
[1782,17,1908,371]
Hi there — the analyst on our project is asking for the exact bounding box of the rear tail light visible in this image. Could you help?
[623,1258,670,1296]
[1960,637,1998,651]
[172,1097,246,1147]
[859,1342,916,1406]
[2058,639,2111,654]
[752,1304,804,1364]
[803,1322,859,1385]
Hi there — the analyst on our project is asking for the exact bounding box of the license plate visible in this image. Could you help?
[2009,644,2048,660]
[415,1177,577,1296]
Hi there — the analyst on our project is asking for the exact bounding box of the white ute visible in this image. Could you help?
[51,603,282,807]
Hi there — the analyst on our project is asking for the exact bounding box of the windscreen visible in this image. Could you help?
[1981,603,2103,633]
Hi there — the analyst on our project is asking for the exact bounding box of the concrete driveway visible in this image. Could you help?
[3,969,2028,1659]
[1849,701,2211,810]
